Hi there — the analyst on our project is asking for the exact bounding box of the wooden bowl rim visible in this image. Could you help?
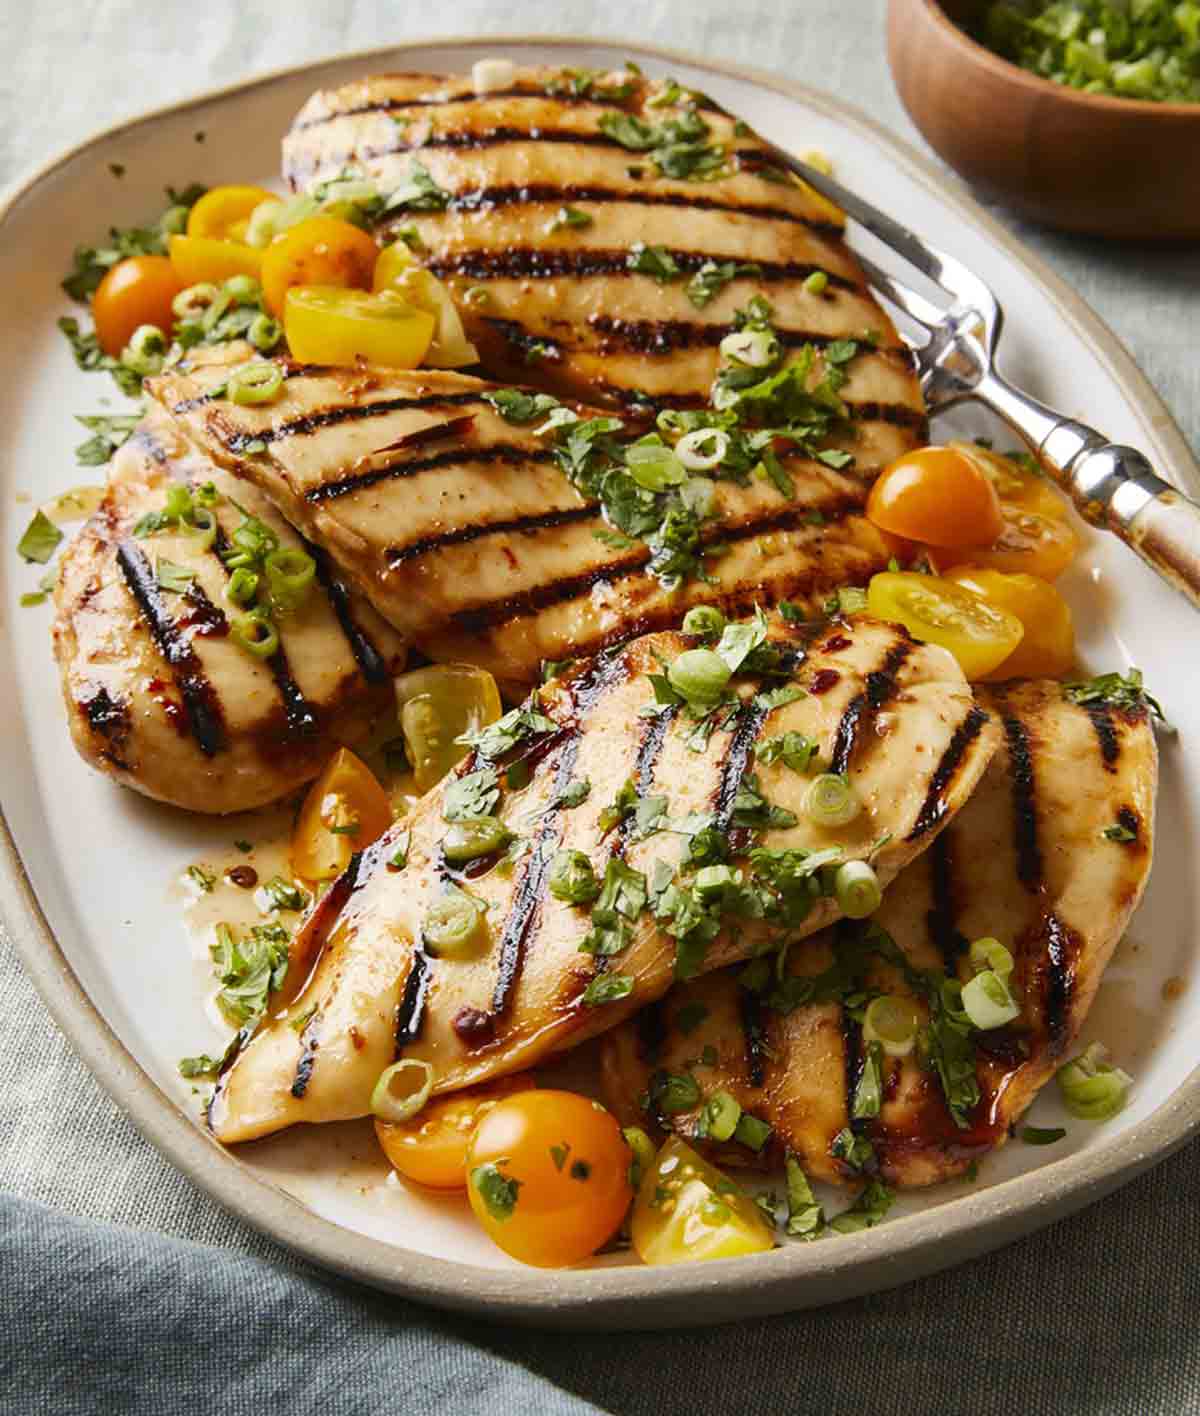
[909,0,1200,118]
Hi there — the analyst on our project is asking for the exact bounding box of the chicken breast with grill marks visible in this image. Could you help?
[281,66,925,455]
[206,616,998,1143]
[52,408,405,814]
[150,351,899,692]
[599,679,1158,1188]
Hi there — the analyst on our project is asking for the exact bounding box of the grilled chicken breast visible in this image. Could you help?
[282,67,925,447]
[53,408,405,814]
[206,616,999,1143]
[599,679,1157,1188]
[151,352,898,691]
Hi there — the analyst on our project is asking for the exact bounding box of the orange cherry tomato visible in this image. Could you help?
[260,216,379,317]
[866,445,1005,550]
[930,503,1079,581]
[375,1073,537,1190]
[949,441,1072,523]
[168,233,263,286]
[291,747,393,883]
[186,184,278,242]
[91,255,183,356]
[466,1090,633,1267]
[946,568,1076,680]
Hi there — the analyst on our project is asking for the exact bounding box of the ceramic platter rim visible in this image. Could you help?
[2,34,1197,1330]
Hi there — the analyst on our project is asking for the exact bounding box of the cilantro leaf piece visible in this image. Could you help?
[627,242,681,283]
[598,111,658,150]
[784,1155,825,1238]
[757,730,819,773]
[383,161,450,212]
[1064,668,1165,721]
[17,510,63,565]
[547,205,593,233]
[470,1162,522,1220]
[443,767,501,822]
[830,1127,875,1172]
[156,558,195,594]
[734,1113,773,1150]
[259,876,308,913]
[581,973,635,1007]
[851,1041,884,1120]
[74,412,141,467]
[686,259,761,309]
[209,921,290,1028]
[457,705,558,761]
[598,777,639,833]
[649,1070,702,1114]
[482,388,562,423]
[186,864,216,893]
[1102,822,1136,842]
[830,1179,894,1233]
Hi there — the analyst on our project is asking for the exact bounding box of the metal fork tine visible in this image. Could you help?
[761,142,954,292]
[853,253,946,338]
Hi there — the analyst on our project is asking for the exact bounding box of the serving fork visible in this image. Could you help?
[771,147,1200,611]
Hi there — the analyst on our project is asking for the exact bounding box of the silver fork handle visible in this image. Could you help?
[975,368,1200,610]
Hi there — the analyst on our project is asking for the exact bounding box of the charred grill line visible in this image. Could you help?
[310,549,389,685]
[79,685,132,768]
[1085,702,1121,772]
[907,704,989,841]
[220,391,487,452]
[596,381,925,429]
[448,496,863,634]
[432,180,843,234]
[169,363,325,415]
[394,951,431,1049]
[713,702,770,829]
[739,988,768,1089]
[115,539,226,757]
[999,710,1043,893]
[307,444,557,504]
[1040,911,1080,1055]
[613,706,677,857]
[385,503,596,568]
[425,246,861,293]
[828,637,912,776]
[927,830,969,967]
[490,650,631,1018]
[587,316,884,358]
[291,1016,321,1098]
[637,998,668,1064]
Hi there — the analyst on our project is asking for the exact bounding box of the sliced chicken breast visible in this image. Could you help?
[282,66,925,447]
[52,408,405,814]
[150,352,898,691]
[599,679,1158,1187]
[206,616,998,1143]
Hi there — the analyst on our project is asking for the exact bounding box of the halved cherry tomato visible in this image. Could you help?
[466,1090,633,1267]
[283,286,435,368]
[92,255,183,356]
[867,570,1024,680]
[291,747,393,883]
[866,445,1005,549]
[375,1073,536,1189]
[186,184,278,243]
[945,568,1075,680]
[394,663,502,792]
[930,503,1079,581]
[373,243,479,368]
[168,233,263,286]
[630,1136,775,1266]
[950,441,1071,523]
[260,216,379,317]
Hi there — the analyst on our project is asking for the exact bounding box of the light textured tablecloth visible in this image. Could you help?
[3,3,1199,1413]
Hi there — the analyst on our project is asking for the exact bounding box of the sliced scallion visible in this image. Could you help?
[230,610,279,659]
[961,969,1020,1030]
[422,887,488,959]
[969,936,1013,979]
[1057,1042,1132,1121]
[667,647,731,708]
[862,994,920,1058]
[228,361,283,407]
[264,546,315,613]
[834,859,881,919]
[676,427,729,471]
[370,1058,434,1123]
[803,773,861,828]
[702,1089,742,1142]
[442,815,511,863]
[681,605,725,640]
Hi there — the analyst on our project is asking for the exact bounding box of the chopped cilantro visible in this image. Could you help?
[443,767,501,821]
[685,259,761,309]
[548,205,593,233]
[470,1162,522,1220]
[627,242,681,283]
[830,1179,894,1233]
[785,1155,825,1238]
[383,162,450,212]
[1064,668,1165,721]
[581,972,635,1007]
[17,510,63,566]
[734,1113,773,1151]
[457,705,557,761]
[1102,822,1136,842]
[757,731,819,773]
[209,920,290,1027]
[186,864,215,893]
[74,412,141,467]
[259,875,308,912]
[830,1127,875,1172]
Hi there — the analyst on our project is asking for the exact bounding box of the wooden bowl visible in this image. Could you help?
[887,0,1200,239]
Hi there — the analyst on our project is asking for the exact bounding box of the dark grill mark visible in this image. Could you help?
[1000,712,1043,892]
[81,685,130,740]
[115,540,226,757]
[739,988,768,1089]
[308,444,556,504]
[1085,702,1121,772]
[385,503,596,569]
[448,496,862,635]
[426,245,859,293]
[176,582,229,639]
[637,998,667,1063]
[490,651,631,1018]
[587,316,870,358]
[1040,911,1079,1055]
[713,702,769,828]
[371,412,478,456]
[1116,805,1141,842]
[927,830,969,967]
[829,638,912,775]
[842,1012,868,1140]
[311,550,389,684]
[907,705,989,841]
[434,180,841,234]
[595,382,924,429]
[291,1015,320,1098]
[169,362,324,415]
[394,951,431,1049]
[221,391,487,453]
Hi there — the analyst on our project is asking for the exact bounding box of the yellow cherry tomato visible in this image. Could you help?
[186,184,278,243]
[394,663,502,792]
[930,503,1080,581]
[169,233,263,286]
[466,1090,634,1267]
[373,243,479,368]
[375,1073,537,1190]
[866,445,1005,549]
[630,1136,775,1266]
[949,441,1072,523]
[291,747,393,883]
[945,568,1076,680]
[92,255,183,356]
[261,215,379,317]
[866,570,1024,680]
[283,286,435,368]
